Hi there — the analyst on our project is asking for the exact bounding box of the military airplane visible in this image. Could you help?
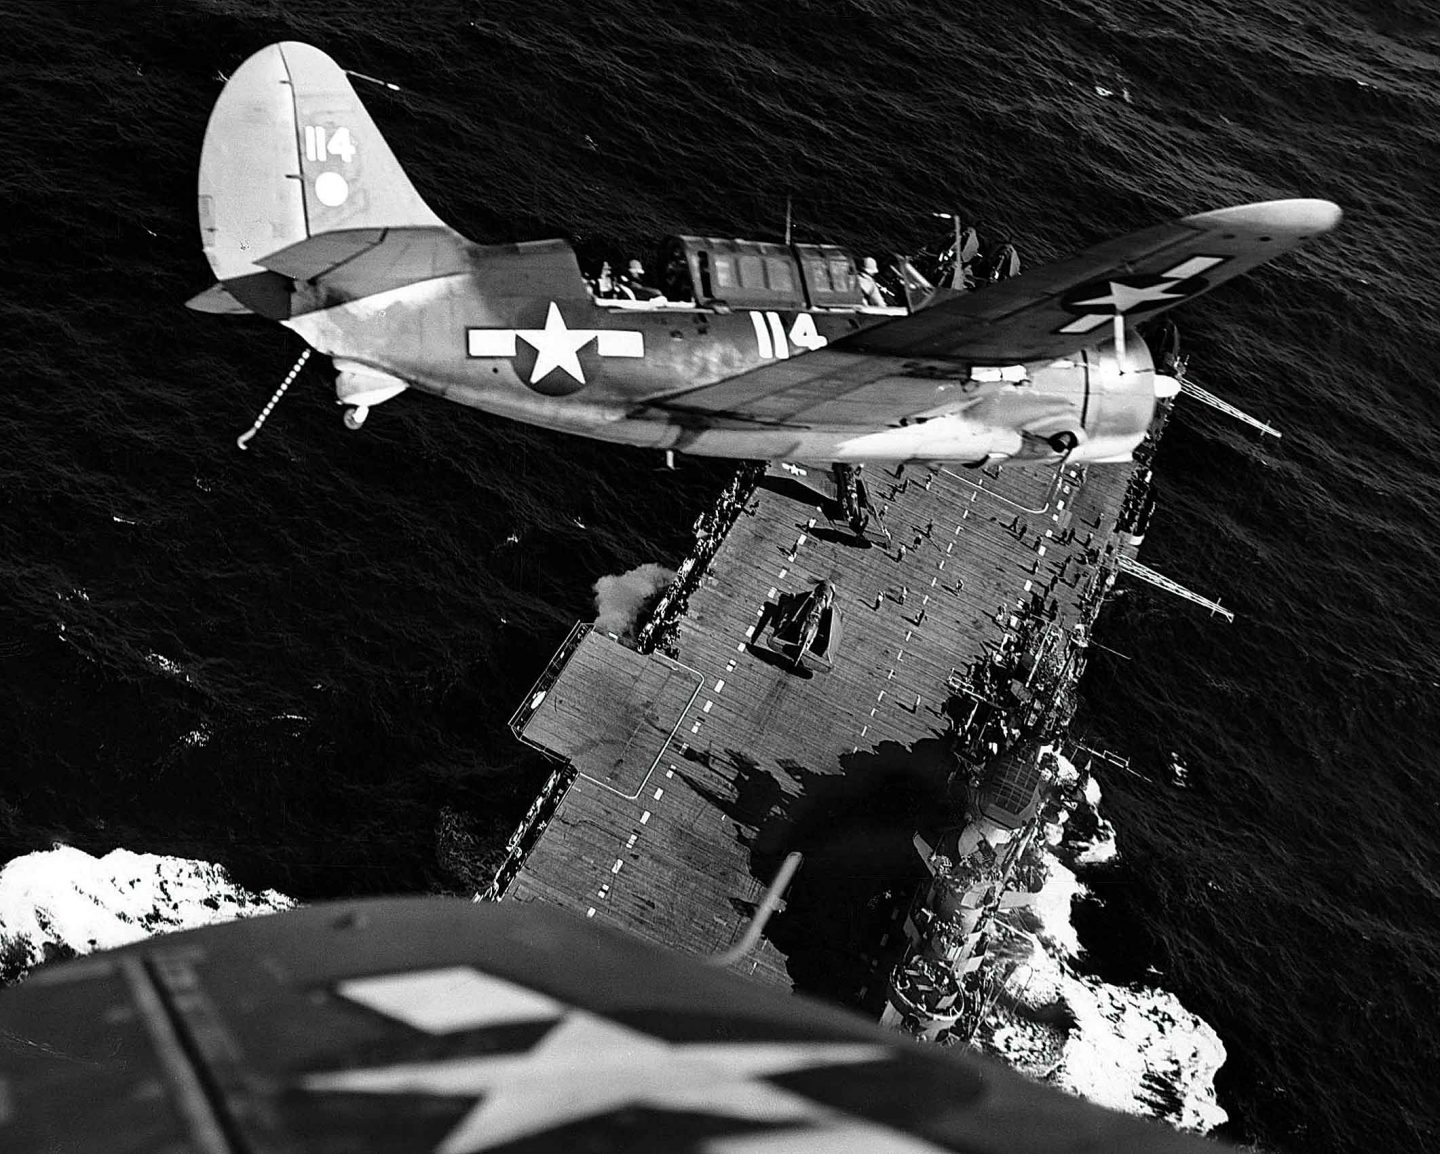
[0,896,1229,1153]
[189,42,1339,467]
[766,579,843,672]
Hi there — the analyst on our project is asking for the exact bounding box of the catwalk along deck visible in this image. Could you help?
[498,454,1142,995]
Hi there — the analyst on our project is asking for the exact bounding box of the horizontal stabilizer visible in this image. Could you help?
[184,282,255,315]
[258,230,589,309]
[259,227,472,302]
[840,199,1343,364]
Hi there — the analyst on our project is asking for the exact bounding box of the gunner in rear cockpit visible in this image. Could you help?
[593,261,616,299]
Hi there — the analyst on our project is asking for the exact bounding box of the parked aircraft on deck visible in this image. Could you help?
[189,42,1339,467]
[766,579,843,672]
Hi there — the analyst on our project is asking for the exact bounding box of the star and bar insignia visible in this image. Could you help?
[466,303,644,396]
[1057,254,1229,334]
[300,967,952,1153]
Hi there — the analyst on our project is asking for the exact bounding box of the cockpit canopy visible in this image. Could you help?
[659,236,864,310]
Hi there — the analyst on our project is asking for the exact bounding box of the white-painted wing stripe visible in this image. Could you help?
[468,330,519,357]
[1057,314,1111,334]
[596,330,644,357]
[336,967,563,1032]
[1163,255,1225,279]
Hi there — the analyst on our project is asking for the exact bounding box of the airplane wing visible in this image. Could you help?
[639,199,1339,429]
[0,897,1226,1153]
[842,199,1340,362]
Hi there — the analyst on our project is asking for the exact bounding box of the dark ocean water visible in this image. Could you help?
[3,0,1438,1149]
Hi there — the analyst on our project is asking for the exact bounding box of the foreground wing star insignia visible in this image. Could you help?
[305,967,942,1153]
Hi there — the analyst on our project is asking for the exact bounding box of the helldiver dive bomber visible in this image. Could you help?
[157,38,1342,1135]
[190,42,1338,468]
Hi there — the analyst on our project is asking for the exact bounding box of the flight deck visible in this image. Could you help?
[492,449,1152,1002]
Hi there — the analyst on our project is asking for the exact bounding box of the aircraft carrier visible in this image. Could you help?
[486,387,1226,1033]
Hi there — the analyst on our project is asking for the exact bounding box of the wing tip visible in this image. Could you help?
[1184,198,1343,237]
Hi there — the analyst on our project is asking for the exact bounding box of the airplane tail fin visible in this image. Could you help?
[194,42,450,318]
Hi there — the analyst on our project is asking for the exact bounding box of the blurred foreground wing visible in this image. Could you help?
[0,898,1228,1153]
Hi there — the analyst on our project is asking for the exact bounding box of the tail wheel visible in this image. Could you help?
[1048,430,1079,454]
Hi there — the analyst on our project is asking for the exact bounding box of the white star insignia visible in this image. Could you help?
[1069,279,1185,313]
[517,302,595,385]
[466,304,644,386]
[306,968,946,1153]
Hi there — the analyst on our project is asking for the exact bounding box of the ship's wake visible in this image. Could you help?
[975,768,1227,1134]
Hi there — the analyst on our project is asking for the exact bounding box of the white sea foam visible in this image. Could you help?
[976,761,1226,1134]
[1073,776,1119,865]
[146,651,189,680]
[0,846,293,980]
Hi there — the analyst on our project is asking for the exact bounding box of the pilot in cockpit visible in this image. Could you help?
[857,256,892,307]
[617,259,664,301]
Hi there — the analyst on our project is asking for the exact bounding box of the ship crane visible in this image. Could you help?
[1177,375,1282,438]
[1116,554,1235,622]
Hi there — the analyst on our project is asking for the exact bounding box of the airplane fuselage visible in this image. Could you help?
[194,44,1337,469]
[283,270,1157,466]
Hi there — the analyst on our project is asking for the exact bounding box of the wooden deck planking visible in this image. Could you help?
[504,457,1139,991]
